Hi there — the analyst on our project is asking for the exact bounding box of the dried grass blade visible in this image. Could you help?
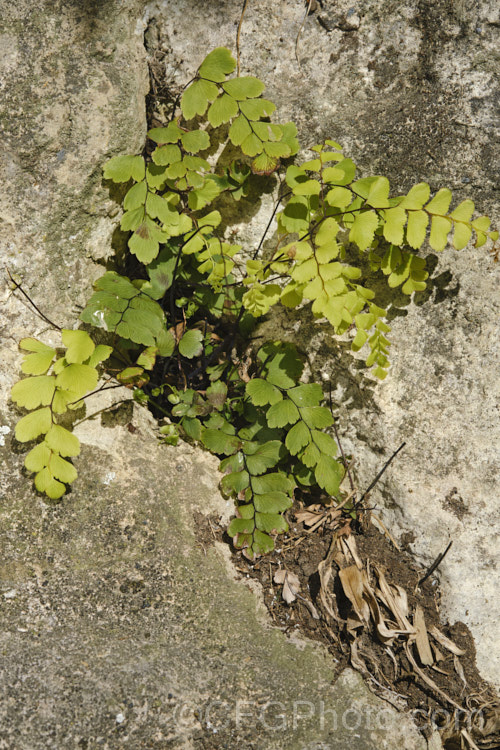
[339,565,370,623]
[343,534,363,569]
[453,654,467,689]
[429,626,466,656]
[414,605,434,665]
[375,565,415,633]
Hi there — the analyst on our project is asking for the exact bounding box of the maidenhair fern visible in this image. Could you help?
[11,47,497,556]
[11,331,111,499]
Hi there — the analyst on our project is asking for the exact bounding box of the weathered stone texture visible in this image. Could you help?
[0,0,149,321]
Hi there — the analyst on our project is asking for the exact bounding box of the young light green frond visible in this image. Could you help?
[229,115,253,146]
[252,152,280,175]
[128,218,167,263]
[429,215,452,252]
[45,424,80,457]
[123,180,147,211]
[277,122,299,155]
[453,223,473,250]
[207,94,239,127]
[382,207,407,245]
[55,364,98,399]
[19,338,55,354]
[11,376,56,410]
[187,177,222,210]
[239,98,276,119]
[34,468,66,500]
[61,330,95,364]
[425,188,452,215]
[152,143,182,167]
[148,122,183,144]
[222,76,265,100]
[406,210,429,249]
[242,284,281,316]
[50,454,78,484]
[21,350,57,376]
[85,345,113,368]
[450,199,475,222]
[181,129,210,153]
[15,407,52,442]
[398,182,430,210]
[12,51,498,545]
[103,154,145,183]
[121,207,145,232]
[198,47,236,82]
[349,210,379,251]
[241,132,264,157]
[365,176,390,208]
[326,186,352,209]
[181,79,219,120]
[24,442,52,472]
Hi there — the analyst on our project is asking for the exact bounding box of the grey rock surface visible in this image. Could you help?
[0,0,149,322]
[147,0,499,688]
[0,0,434,748]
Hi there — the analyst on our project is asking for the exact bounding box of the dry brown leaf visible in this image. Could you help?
[342,535,363,569]
[299,597,320,620]
[295,504,342,534]
[429,626,467,656]
[350,639,368,674]
[385,646,399,679]
[460,728,481,750]
[273,569,300,604]
[375,566,415,634]
[339,565,370,623]
[295,506,324,526]
[346,616,364,635]
[170,320,187,342]
[472,702,500,743]
[318,557,339,622]
[414,605,434,666]
[431,643,445,662]
[430,664,450,676]
[391,584,410,618]
[370,514,401,550]
[364,583,408,643]
[453,653,467,688]
[317,537,342,623]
